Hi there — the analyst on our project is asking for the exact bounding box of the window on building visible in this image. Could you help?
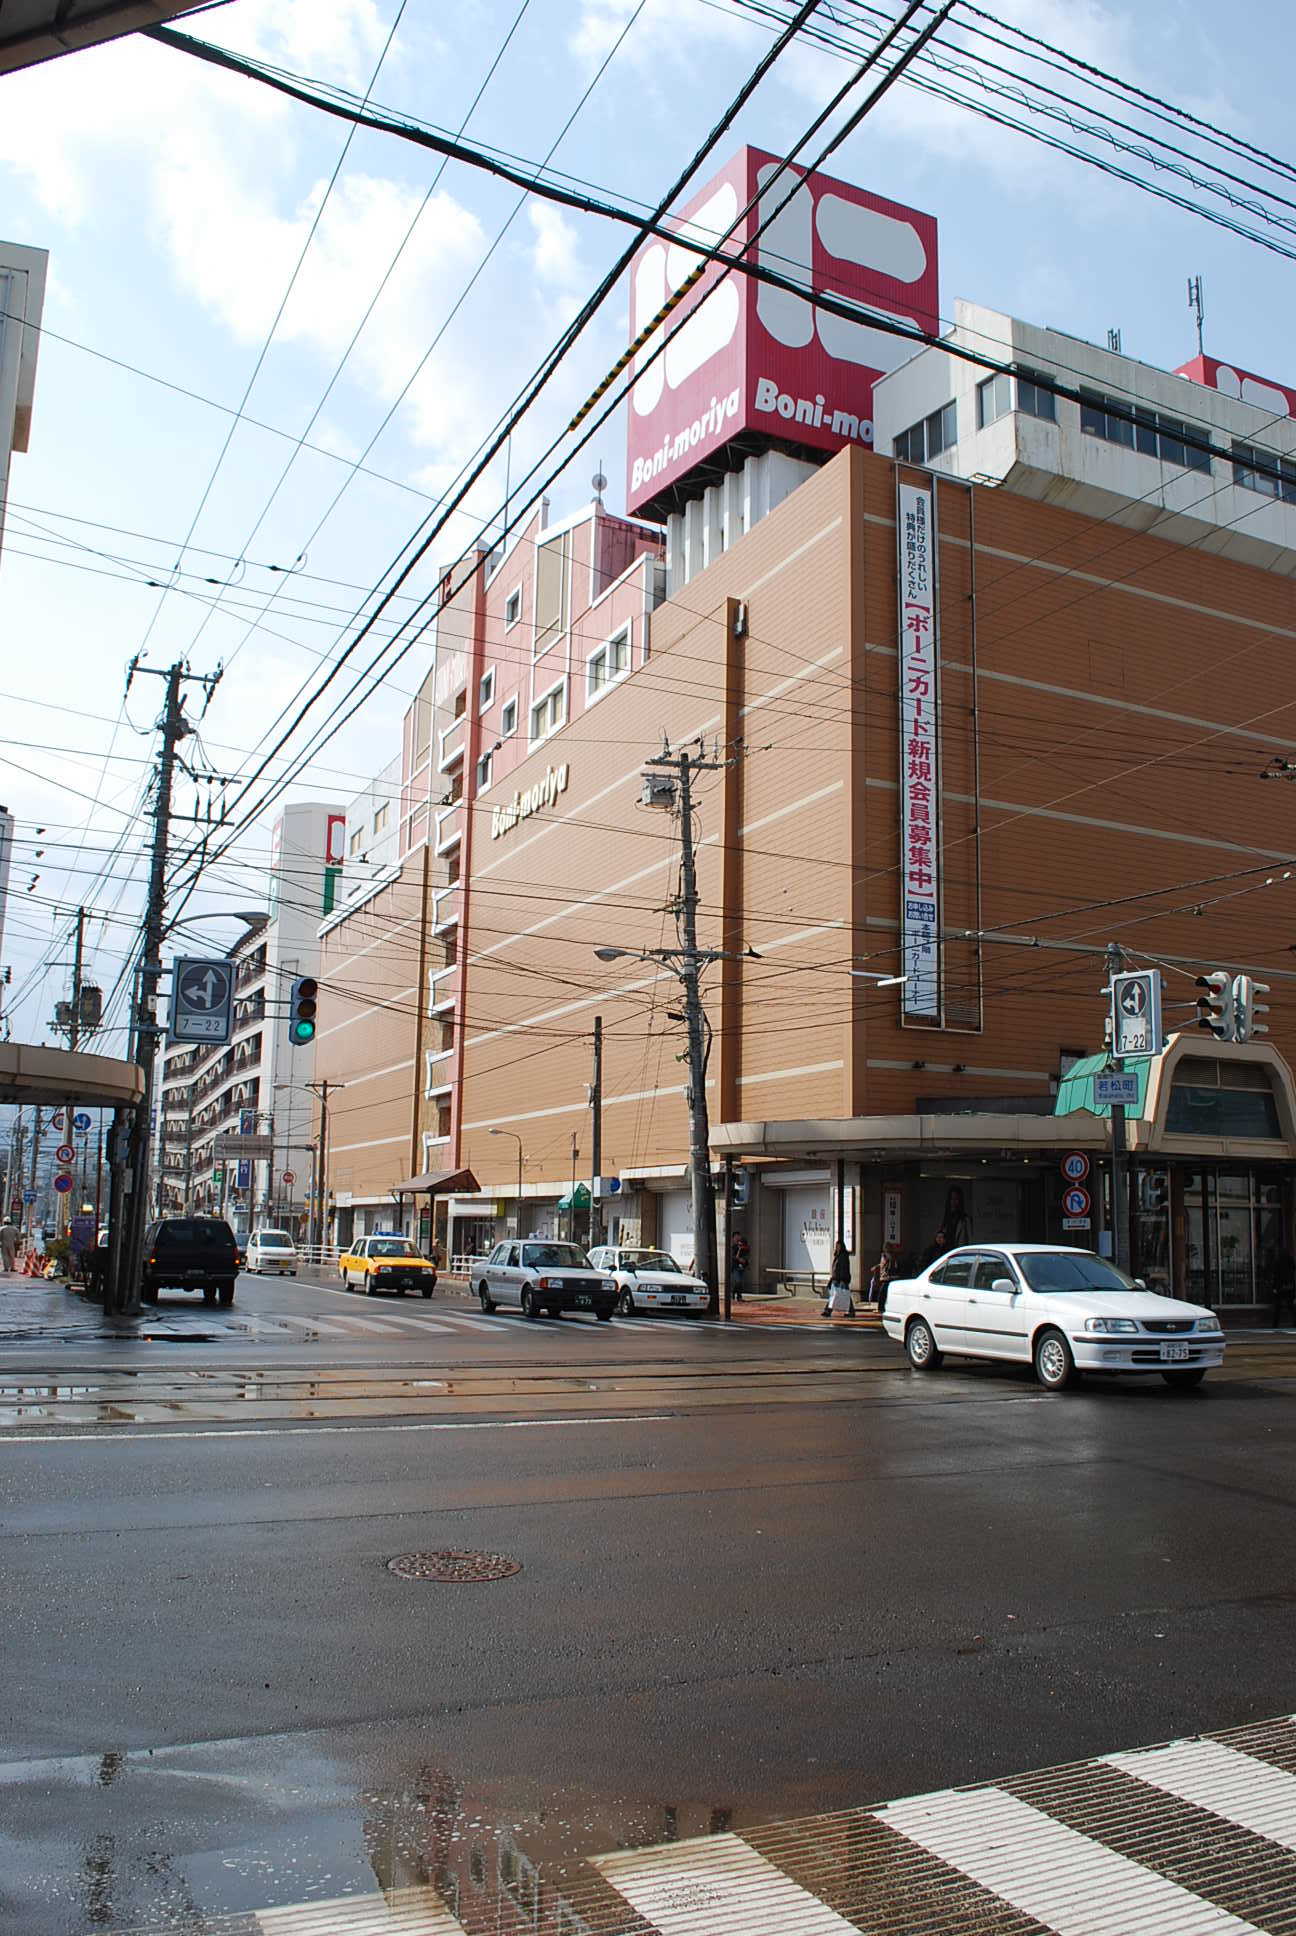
[453,688,467,719]
[445,761,463,805]
[439,1014,455,1053]
[1232,440,1296,504]
[446,847,460,885]
[504,586,522,628]
[500,695,518,738]
[476,750,493,792]
[1080,390,1211,472]
[348,829,362,857]
[530,681,566,743]
[587,626,631,701]
[442,928,457,969]
[1016,370,1056,421]
[893,400,958,465]
[976,372,1011,429]
[436,1098,452,1139]
[371,803,389,836]
[478,668,495,712]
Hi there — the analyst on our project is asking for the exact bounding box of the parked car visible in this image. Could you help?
[588,1245,709,1316]
[246,1229,298,1276]
[338,1234,438,1297]
[883,1243,1226,1391]
[140,1217,239,1306]
[476,1240,618,1321]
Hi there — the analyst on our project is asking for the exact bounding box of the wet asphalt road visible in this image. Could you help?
[3,1275,1296,1931]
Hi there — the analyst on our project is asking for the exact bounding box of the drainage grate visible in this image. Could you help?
[387,1549,522,1583]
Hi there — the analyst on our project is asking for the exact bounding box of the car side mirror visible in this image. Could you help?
[992,1277,1017,1295]
[1134,1277,1146,1289]
[624,1261,636,1274]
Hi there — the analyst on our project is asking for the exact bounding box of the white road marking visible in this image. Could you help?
[879,1784,1265,1935]
[594,1832,862,1935]
[0,1414,676,1444]
[257,1882,468,1932]
[1108,1737,1296,1853]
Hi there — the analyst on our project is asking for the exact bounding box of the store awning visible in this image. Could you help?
[557,1183,591,1211]
[1053,1054,1152,1121]
[391,1167,480,1195]
[0,1040,144,1108]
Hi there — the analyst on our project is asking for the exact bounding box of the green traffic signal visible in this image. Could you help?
[289,1018,316,1046]
[288,974,319,1047]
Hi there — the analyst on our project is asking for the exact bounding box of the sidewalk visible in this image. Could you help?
[0,1269,112,1342]
[731,1290,883,1331]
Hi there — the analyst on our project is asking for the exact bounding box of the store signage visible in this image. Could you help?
[490,762,569,840]
[1177,351,1296,421]
[1060,1152,1090,1183]
[897,477,940,1019]
[213,1134,274,1159]
[625,147,939,517]
[883,1187,903,1249]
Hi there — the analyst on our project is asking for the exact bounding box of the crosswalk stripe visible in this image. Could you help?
[256,1883,467,1932]
[877,1784,1266,1934]
[1108,1737,1296,1854]
[593,1832,864,1935]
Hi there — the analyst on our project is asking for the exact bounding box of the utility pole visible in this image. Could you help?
[594,741,752,1311]
[26,1105,43,1245]
[305,1079,341,1251]
[115,662,206,1315]
[589,1013,602,1252]
[1105,940,1131,1276]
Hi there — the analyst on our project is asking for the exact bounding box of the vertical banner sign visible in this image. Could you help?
[897,479,940,1017]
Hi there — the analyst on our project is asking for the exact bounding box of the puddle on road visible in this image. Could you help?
[2,1744,776,1935]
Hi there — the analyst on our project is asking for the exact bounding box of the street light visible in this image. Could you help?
[490,1127,524,1235]
[851,969,909,986]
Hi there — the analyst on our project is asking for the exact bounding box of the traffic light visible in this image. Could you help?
[1233,974,1270,1042]
[288,975,319,1047]
[1195,971,1233,1039]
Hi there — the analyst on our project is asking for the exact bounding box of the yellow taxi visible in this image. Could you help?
[338,1234,438,1297]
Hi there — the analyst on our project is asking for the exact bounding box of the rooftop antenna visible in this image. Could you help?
[1106,327,1122,354]
[1187,275,1205,357]
[592,462,607,508]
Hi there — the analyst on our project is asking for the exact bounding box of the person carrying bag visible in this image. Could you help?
[822,1240,855,1319]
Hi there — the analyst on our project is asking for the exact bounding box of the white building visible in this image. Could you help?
[872,299,1296,577]
[0,240,47,566]
[158,800,345,1238]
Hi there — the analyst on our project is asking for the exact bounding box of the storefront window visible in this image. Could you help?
[1183,1169,1289,1305]
[1132,1169,1171,1294]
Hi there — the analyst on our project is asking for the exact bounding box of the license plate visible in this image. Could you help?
[1160,1343,1191,1361]
[670,1294,688,1305]
[576,1294,592,1307]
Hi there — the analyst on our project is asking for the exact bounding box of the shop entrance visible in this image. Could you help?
[1184,1169,1286,1309]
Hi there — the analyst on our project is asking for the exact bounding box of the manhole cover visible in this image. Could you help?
[387,1549,522,1583]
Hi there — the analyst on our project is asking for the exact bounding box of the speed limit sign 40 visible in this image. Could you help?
[1060,1151,1090,1184]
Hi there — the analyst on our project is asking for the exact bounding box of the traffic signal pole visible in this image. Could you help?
[1105,942,1131,1276]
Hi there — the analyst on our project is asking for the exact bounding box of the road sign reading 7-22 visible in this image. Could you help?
[169,957,235,1045]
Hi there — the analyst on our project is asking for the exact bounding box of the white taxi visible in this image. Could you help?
[588,1246,710,1317]
[883,1244,1226,1391]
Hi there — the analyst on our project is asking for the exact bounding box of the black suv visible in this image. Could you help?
[141,1218,239,1306]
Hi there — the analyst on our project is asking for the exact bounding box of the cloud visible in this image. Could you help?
[529,203,583,290]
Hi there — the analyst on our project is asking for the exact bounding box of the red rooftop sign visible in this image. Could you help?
[625,147,939,520]
[1176,353,1296,420]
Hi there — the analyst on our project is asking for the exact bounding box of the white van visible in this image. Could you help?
[245,1229,298,1276]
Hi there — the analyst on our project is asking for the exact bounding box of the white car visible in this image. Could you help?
[589,1246,709,1317]
[883,1244,1226,1391]
[245,1229,298,1276]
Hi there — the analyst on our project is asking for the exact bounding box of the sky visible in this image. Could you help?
[0,0,1293,1052]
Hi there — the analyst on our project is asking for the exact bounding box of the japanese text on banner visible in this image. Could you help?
[897,480,940,1018]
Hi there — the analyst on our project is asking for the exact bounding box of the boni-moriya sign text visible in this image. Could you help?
[491,762,569,840]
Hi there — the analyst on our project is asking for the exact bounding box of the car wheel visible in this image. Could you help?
[141,1284,159,1305]
[547,1306,563,1320]
[364,1276,375,1297]
[218,1282,235,1307]
[1034,1327,1079,1391]
[617,1287,636,1316]
[905,1316,942,1370]
[421,1284,435,1299]
[1162,1367,1207,1390]
[339,1268,349,1286]
[202,1286,217,1305]
[597,1307,614,1322]
[478,1284,497,1314]
[521,1286,541,1321]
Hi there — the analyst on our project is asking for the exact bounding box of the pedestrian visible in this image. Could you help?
[0,1218,19,1273]
[730,1230,749,1301]
[822,1240,854,1319]
[919,1226,949,1271]
[943,1185,972,1247]
[867,1247,894,1313]
[1270,1246,1296,1328]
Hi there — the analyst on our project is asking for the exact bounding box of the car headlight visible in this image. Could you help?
[1197,1316,1224,1334]
[1084,1316,1138,1334]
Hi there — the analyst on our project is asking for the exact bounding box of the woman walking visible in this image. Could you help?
[822,1240,855,1319]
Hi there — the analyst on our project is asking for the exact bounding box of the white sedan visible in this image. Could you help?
[883,1244,1226,1391]
[588,1246,710,1316]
